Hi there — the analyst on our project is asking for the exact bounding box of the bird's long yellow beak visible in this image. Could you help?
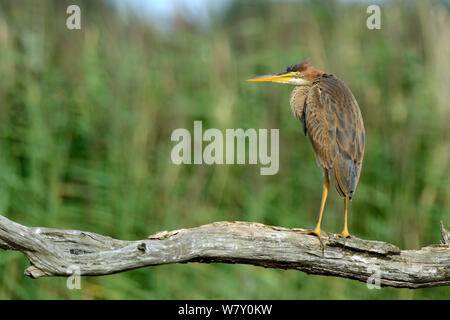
[247,71,299,82]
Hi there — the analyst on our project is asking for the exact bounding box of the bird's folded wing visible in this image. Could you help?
[305,76,364,197]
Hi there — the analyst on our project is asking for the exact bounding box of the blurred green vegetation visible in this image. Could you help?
[0,0,449,299]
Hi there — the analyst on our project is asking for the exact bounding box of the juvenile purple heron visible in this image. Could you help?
[248,61,365,241]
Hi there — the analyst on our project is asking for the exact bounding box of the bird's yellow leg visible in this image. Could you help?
[296,173,329,240]
[338,197,354,238]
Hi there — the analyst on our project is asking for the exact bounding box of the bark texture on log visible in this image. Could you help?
[0,215,449,288]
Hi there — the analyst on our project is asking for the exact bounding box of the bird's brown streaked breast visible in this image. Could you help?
[290,86,310,135]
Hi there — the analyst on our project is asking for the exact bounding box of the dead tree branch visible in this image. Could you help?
[0,215,449,288]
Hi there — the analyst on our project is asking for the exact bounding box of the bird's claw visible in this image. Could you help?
[294,228,325,253]
[336,231,354,251]
[294,228,321,237]
[337,232,354,239]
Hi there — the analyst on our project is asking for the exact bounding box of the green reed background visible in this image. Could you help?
[0,0,449,299]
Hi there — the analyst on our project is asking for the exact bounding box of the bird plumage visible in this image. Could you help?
[248,60,365,240]
[290,72,364,200]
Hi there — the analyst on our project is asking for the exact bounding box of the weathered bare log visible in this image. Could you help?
[0,215,449,288]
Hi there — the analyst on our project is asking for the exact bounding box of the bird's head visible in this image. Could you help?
[247,60,323,86]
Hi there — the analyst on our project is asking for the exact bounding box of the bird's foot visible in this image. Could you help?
[295,228,321,237]
[336,230,354,250]
[294,228,324,252]
[337,232,354,239]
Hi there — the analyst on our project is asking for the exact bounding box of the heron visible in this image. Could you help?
[248,61,365,243]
